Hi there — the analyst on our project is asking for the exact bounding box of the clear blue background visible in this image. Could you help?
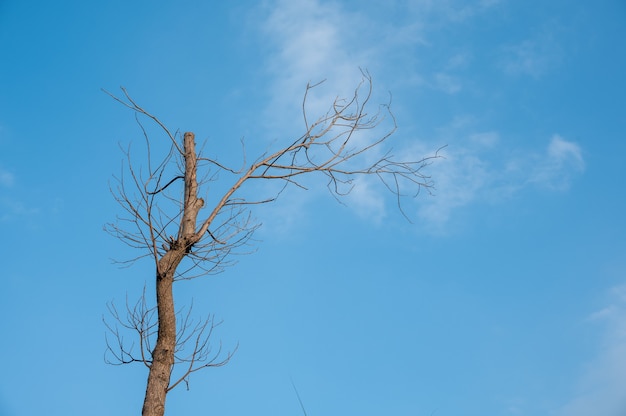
[1,1,625,415]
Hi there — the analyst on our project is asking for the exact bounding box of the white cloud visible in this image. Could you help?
[415,126,584,229]
[344,176,387,223]
[548,135,585,168]
[499,29,563,78]
[258,0,490,126]
[261,0,373,128]
[256,0,425,225]
[558,284,626,416]
[255,1,583,231]
[417,144,490,227]
[528,135,585,190]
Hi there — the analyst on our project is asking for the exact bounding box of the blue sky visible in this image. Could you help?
[1,1,625,415]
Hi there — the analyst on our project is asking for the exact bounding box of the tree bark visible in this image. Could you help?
[141,264,176,416]
[142,133,204,416]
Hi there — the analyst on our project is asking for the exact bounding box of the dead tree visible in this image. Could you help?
[104,71,441,416]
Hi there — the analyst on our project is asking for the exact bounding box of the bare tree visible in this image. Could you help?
[104,71,442,416]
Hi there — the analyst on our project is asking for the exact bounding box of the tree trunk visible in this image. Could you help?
[141,267,176,416]
[142,133,204,416]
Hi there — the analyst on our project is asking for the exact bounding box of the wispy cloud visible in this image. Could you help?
[528,134,585,190]
[255,0,583,232]
[260,0,374,127]
[257,0,418,224]
[415,124,584,229]
[416,127,495,228]
[557,284,626,416]
[258,0,494,124]
[343,176,387,223]
[499,28,563,78]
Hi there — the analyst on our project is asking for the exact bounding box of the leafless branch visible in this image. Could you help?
[104,288,236,389]
[104,71,441,410]
[104,287,156,368]
[106,70,440,279]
